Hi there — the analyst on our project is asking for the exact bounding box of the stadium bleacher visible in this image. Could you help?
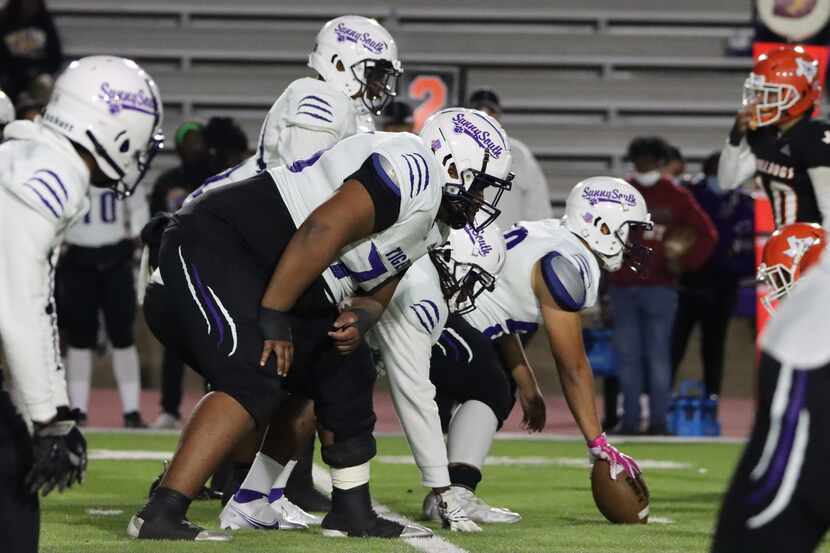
[48,0,754,201]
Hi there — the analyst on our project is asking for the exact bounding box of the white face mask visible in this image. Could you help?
[634,170,661,187]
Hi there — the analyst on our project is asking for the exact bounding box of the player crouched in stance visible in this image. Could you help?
[421,177,652,524]
[718,46,830,227]
[128,107,512,541]
[712,223,829,553]
[0,56,163,553]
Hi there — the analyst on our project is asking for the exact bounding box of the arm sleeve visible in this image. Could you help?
[126,184,150,238]
[372,303,450,488]
[808,167,830,224]
[678,187,719,271]
[0,198,64,423]
[347,153,402,233]
[717,138,757,192]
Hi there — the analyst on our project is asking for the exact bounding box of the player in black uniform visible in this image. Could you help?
[718,46,830,227]
[712,223,829,553]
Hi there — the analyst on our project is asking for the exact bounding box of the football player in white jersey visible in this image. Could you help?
[186,15,402,202]
[130,108,512,540]
[420,177,653,523]
[58,187,149,427]
[373,222,508,533]
[0,56,163,553]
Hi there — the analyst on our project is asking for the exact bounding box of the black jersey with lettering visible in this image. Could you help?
[747,116,830,226]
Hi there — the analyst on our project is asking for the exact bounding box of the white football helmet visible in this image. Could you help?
[308,15,402,115]
[563,176,653,272]
[41,56,164,197]
[430,221,506,315]
[420,108,514,232]
[0,89,14,127]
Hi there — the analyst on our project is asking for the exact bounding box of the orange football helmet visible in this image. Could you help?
[758,222,826,314]
[743,46,822,128]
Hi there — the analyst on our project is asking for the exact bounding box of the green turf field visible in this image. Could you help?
[39,432,830,553]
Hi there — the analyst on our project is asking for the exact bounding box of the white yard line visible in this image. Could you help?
[376,455,692,470]
[311,464,469,553]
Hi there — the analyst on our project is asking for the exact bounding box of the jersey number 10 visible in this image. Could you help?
[83,190,118,225]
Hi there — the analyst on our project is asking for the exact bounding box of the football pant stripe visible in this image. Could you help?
[177,246,211,334]
[208,286,238,356]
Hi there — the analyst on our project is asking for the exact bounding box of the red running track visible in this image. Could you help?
[85,388,755,437]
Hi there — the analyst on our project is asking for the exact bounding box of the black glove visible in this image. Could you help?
[26,413,87,496]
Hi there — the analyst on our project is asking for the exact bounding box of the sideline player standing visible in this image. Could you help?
[59,187,148,427]
[0,55,164,553]
[423,177,651,522]
[187,15,402,201]
[718,46,830,226]
[712,223,828,553]
[129,108,512,540]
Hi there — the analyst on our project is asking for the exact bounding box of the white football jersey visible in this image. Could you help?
[0,120,90,233]
[0,119,91,423]
[65,186,147,247]
[271,131,444,301]
[186,77,361,202]
[370,254,452,487]
[464,219,601,339]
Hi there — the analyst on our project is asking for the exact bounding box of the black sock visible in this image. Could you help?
[140,486,192,520]
[449,464,482,492]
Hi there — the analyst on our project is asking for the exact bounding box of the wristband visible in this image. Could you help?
[258,307,292,341]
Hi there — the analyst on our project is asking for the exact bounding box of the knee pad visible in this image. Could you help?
[469,375,514,426]
[321,433,377,469]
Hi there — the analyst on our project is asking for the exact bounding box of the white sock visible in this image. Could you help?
[331,462,370,491]
[112,346,140,414]
[239,452,284,497]
[65,347,92,412]
[447,400,498,470]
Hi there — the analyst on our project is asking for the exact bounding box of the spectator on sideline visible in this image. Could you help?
[202,116,249,173]
[672,152,755,397]
[468,88,552,227]
[662,145,687,182]
[381,100,414,133]
[0,0,62,100]
[609,136,718,435]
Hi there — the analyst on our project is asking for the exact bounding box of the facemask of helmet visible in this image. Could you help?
[428,221,506,314]
[421,108,514,232]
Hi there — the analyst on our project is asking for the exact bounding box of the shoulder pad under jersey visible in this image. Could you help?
[285,78,354,135]
[539,250,589,312]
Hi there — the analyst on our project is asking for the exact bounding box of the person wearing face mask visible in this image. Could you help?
[671,152,755,398]
[607,136,717,435]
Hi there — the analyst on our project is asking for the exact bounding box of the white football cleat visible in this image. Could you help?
[220,495,307,530]
[270,495,323,526]
[425,485,521,524]
[150,412,179,429]
[423,489,481,532]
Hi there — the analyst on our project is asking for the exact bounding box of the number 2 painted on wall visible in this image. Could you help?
[409,75,448,132]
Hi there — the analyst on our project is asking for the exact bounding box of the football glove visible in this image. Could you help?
[26,413,87,496]
[435,488,482,533]
[587,432,640,481]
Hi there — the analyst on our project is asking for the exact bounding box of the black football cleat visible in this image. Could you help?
[127,513,230,541]
[123,411,147,428]
[321,483,431,539]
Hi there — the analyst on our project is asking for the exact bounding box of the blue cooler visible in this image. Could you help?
[583,329,617,378]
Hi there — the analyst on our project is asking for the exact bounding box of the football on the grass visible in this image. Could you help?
[591,460,650,524]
